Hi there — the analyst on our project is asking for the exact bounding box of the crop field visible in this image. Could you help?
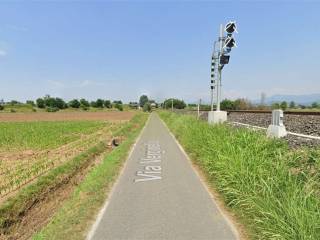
[0,112,135,199]
[0,111,135,122]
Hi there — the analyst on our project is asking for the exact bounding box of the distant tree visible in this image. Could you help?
[113,100,122,105]
[139,95,149,107]
[95,99,104,108]
[68,99,80,108]
[311,102,319,109]
[234,98,252,110]
[104,100,112,108]
[10,100,20,105]
[271,102,280,109]
[221,99,235,110]
[44,97,57,108]
[280,101,288,110]
[289,101,296,109]
[80,98,90,107]
[26,100,35,106]
[299,104,306,109]
[55,98,67,109]
[163,98,186,109]
[90,101,97,108]
[143,102,151,112]
[36,98,45,108]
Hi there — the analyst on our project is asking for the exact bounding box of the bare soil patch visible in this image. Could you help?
[0,111,135,122]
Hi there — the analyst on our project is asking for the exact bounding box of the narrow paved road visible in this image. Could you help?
[88,113,238,240]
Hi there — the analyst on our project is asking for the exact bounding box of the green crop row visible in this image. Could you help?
[0,121,106,151]
[0,113,148,238]
[159,111,320,240]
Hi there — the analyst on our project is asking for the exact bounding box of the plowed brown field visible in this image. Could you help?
[0,111,135,122]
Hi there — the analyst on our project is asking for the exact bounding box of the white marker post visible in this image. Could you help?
[267,109,287,138]
[197,98,201,119]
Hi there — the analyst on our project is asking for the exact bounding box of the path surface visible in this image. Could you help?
[88,113,238,240]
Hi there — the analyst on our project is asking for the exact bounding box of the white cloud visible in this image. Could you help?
[79,80,91,87]
[47,80,65,88]
[0,49,7,57]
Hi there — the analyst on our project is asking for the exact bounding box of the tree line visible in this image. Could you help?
[0,96,124,112]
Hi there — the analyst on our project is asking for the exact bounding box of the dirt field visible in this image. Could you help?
[0,111,135,122]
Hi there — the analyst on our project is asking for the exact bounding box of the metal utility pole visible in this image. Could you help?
[217,24,223,111]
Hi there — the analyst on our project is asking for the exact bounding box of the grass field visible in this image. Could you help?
[159,111,320,240]
[0,112,135,199]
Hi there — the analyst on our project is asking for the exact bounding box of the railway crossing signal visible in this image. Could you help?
[208,21,238,124]
[225,21,237,34]
[224,36,236,49]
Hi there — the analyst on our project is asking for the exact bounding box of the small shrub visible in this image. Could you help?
[0,105,4,111]
[46,107,59,112]
[115,103,123,111]
[81,105,89,111]
[10,109,16,113]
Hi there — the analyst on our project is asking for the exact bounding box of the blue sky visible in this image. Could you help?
[0,1,319,103]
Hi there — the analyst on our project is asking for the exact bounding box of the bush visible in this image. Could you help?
[10,109,16,113]
[26,100,35,106]
[80,99,90,108]
[0,105,3,111]
[220,99,235,110]
[163,98,186,109]
[68,99,80,108]
[81,105,89,111]
[36,98,45,108]
[280,101,288,110]
[104,100,112,108]
[46,107,59,112]
[114,103,123,111]
[311,102,319,109]
[143,102,151,112]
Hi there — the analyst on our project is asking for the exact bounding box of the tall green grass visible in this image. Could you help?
[159,111,320,240]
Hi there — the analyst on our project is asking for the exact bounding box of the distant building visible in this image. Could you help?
[129,102,139,109]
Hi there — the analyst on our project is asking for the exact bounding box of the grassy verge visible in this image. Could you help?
[32,113,148,239]
[159,111,320,240]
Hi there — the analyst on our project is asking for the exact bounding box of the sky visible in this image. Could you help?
[0,1,319,103]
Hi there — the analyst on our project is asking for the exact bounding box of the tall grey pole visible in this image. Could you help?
[216,24,223,111]
[210,41,217,111]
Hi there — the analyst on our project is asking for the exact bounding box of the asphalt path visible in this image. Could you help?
[88,113,238,240]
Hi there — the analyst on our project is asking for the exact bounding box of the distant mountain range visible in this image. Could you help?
[253,94,320,105]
